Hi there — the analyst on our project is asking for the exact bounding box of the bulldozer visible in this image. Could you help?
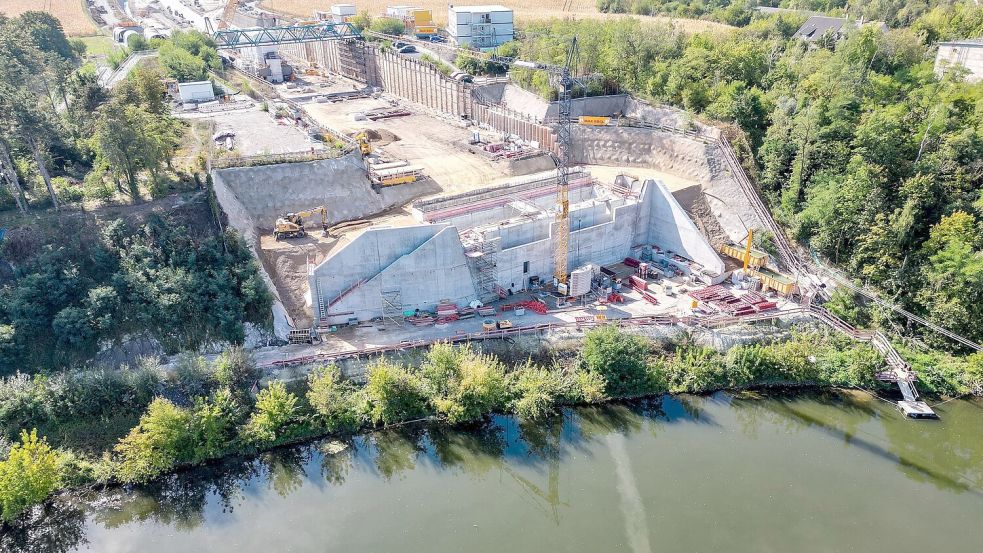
[354,131,372,156]
[273,206,328,240]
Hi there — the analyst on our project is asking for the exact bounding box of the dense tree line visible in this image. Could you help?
[596,0,983,31]
[510,7,983,349]
[4,326,952,522]
[0,212,272,372]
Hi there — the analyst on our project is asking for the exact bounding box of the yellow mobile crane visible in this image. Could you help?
[274,206,328,240]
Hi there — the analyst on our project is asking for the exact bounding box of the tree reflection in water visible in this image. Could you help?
[0,500,86,553]
[8,394,983,552]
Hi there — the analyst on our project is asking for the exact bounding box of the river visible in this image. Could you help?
[5,391,982,552]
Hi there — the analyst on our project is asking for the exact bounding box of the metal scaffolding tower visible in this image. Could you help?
[381,288,404,327]
[463,232,501,302]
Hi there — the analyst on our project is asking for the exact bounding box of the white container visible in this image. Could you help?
[514,307,525,316]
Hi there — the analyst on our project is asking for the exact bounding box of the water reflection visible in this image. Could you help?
[5,392,982,553]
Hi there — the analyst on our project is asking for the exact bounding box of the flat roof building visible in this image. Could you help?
[447,5,513,50]
[177,80,215,103]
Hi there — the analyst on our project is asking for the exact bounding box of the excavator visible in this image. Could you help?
[273,206,328,240]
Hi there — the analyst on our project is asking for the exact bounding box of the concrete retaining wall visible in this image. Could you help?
[310,225,479,324]
[571,126,762,242]
[645,180,725,274]
[212,154,439,225]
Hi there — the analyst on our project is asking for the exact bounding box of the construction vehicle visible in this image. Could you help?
[273,206,328,240]
[354,131,372,156]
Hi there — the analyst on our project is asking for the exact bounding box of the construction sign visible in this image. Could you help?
[578,116,610,126]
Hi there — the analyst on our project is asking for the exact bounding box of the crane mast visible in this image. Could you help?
[552,38,578,287]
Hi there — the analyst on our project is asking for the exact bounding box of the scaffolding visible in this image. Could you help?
[463,232,501,302]
[381,288,404,327]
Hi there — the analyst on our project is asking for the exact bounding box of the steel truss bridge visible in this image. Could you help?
[212,22,363,49]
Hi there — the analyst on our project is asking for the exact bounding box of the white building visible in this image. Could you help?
[177,81,215,103]
[447,5,513,49]
[935,40,983,82]
[317,4,356,23]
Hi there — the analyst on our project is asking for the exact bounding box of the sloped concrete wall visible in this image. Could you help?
[645,180,724,274]
[309,224,446,320]
[315,226,478,324]
[213,154,439,226]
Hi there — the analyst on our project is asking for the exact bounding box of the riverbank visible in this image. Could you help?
[1,325,981,524]
[7,391,983,553]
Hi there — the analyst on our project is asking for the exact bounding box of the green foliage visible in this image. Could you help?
[364,360,429,426]
[421,344,508,424]
[242,382,300,446]
[114,398,193,483]
[0,214,272,372]
[580,326,653,395]
[509,365,567,420]
[213,347,261,402]
[158,30,221,81]
[0,429,62,522]
[306,366,362,433]
[370,17,405,36]
[348,11,373,32]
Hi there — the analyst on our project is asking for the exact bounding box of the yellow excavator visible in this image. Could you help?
[273,206,328,240]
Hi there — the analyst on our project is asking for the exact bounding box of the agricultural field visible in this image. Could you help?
[1,0,98,35]
[260,0,734,33]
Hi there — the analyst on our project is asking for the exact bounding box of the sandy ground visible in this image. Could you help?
[177,106,324,156]
[304,97,512,193]
[8,0,98,36]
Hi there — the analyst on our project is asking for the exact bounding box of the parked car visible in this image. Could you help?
[393,41,408,49]
[398,45,417,54]
[428,35,447,43]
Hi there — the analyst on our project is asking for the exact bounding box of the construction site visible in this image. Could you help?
[193,4,940,418]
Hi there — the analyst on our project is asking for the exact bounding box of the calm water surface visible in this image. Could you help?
[4,391,983,553]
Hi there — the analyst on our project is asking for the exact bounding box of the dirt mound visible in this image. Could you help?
[365,128,400,146]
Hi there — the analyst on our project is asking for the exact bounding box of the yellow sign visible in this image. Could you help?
[578,116,610,126]
[381,175,417,186]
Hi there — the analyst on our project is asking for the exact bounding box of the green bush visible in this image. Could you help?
[664,346,726,393]
[420,344,508,424]
[190,388,240,460]
[213,347,260,402]
[241,382,300,446]
[509,365,566,420]
[114,398,193,483]
[0,429,62,522]
[580,326,654,395]
[307,365,362,432]
[370,17,405,36]
[364,360,429,426]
